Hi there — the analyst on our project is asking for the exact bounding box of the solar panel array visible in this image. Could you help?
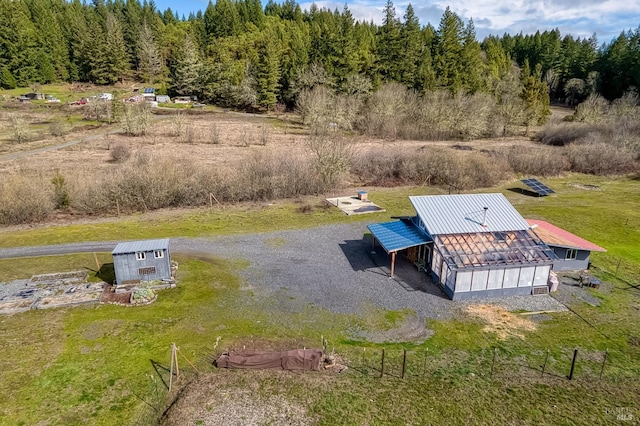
[143,88,155,94]
[521,178,555,196]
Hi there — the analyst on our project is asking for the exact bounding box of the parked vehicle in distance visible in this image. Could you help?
[45,95,61,103]
[173,96,192,104]
[98,93,113,100]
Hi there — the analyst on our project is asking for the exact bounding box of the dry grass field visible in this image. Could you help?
[0,108,543,176]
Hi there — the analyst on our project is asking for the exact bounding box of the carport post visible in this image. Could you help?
[390,252,396,277]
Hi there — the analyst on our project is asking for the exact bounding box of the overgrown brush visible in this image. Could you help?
[67,152,323,215]
[534,123,592,146]
[567,143,637,175]
[0,174,53,224]
[351,147,510,190]
[497,145,569,176]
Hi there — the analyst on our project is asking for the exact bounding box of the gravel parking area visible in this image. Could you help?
[172,223,567,321]
[0,223,568,321]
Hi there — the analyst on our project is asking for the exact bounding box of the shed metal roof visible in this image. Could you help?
[112,239,170,255]
[367,220,432,253]
[527,219,606,252]
[409,193,530,235]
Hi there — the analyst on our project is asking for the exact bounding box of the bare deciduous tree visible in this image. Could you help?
[9,114,27,143]
[308,125,353,191]
[122,103,151,136]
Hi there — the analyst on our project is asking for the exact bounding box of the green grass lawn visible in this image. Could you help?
[0,175,639,425]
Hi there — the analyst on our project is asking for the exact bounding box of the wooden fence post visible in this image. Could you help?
[599,349,608,380]
[422,349,428,378]
[568,348,578,380]
[362,348,366,377]
[401,349,407,379]
[380,349,385,378]
[169,344,175,392]
[174,343,180,379]
[490,348,497,379]
[541,350,549,378]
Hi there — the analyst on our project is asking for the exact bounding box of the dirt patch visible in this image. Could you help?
[465,304,536,340]
[81,319,126,340]
[161,373,316,426]
[354,314,434,344]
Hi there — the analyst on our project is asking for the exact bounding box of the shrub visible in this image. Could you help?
[351,147,509,190]
[535,123,592,146]
[574,94,609,123]
[497,145,569,176]
[49,120,67,137]
[9,114,27,143]
[122,103,151,136]
[208,122,221,144]
[110,143,131,163]
[51,171,70,209]
[567,143,637,175]
[169,112,185,137]
[0,174,53,225]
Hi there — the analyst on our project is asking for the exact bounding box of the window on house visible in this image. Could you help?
[139,266,156,275]
[154,250,164,259]
[565,249,578,260]
[135,252,146,261]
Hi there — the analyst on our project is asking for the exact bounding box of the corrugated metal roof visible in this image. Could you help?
[409,193,530,235]
[527,219,606,252]
[112,239,170,255]
[367,220,432,253]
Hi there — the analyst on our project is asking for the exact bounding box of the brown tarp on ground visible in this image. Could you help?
[215,349,323,371]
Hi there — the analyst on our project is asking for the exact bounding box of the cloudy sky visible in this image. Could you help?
[162,0,639,42]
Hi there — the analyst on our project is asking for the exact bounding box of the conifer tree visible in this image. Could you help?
[171,34,204,96]
[399,4,421,88]
[376,0,402,82]
[255,29,281,109]
[460,18,484,92]
[434,7,464,92]
[138,22,163,82]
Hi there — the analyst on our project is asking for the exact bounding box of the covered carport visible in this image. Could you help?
[367,219,432,277]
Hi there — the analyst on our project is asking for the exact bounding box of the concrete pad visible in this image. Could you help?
[326,196,385,216]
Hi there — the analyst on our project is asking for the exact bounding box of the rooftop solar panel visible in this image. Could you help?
[521,178,555,196]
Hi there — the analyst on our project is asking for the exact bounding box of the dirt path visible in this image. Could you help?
[0,114,170,162]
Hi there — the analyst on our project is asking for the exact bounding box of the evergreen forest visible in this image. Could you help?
[1,0,639,115]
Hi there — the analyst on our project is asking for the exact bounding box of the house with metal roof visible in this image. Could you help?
[142,87,156,101]
[112,239,171,285]
[527,219,606,271]
[368,194,557,300]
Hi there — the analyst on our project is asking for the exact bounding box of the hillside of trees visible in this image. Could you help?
[1,0,639,114]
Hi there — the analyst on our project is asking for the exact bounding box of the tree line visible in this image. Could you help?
[0,0,638,113]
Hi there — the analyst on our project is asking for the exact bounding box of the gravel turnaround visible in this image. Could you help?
[0,223,567,321]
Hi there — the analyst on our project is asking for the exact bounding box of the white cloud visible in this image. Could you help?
[297,0,639,40]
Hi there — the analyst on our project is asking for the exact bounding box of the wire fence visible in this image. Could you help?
[593,254,640,293]
[336,345,639,383]
[128,340,639,425]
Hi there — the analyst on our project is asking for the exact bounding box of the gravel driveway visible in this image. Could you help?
[0,223,567,320]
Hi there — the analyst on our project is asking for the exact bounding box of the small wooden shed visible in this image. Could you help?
[112,239,171,285]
